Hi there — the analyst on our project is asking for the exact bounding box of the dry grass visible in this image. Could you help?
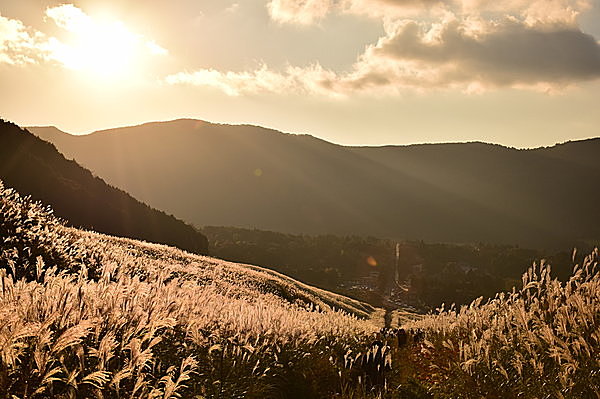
[405,249,600,398]
[2,179,599,398]
[0,180,385,398]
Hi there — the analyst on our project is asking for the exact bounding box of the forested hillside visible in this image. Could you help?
[1,119,208,254]
[203,226,580,309]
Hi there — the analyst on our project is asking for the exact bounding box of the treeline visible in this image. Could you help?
[202,226,393,288]
[202,226,582,309]
[0,119,208,254]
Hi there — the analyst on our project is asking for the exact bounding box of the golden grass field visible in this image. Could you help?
[1,180,598,398]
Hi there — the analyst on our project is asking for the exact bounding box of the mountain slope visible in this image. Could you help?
[530,137,600,172]
[31,120,600,249]
[2,176,597,399]
[1,119,208,254]
[0,179,385,398]
[349,141,600,247]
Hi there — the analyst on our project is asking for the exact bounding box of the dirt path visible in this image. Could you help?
[384,308,393,328]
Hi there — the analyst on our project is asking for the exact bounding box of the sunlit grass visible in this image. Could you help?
[0,180,381,397]
[405,249,600,398]
[1,179,598,398]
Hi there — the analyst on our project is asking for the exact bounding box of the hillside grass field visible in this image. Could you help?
[0,180,388,398]
[1,179,599,398]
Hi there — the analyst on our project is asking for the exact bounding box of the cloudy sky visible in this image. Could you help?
[1,0,599,147]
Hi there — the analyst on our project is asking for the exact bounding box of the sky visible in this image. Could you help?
[1,0,599,147]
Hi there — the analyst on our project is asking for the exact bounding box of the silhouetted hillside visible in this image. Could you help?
[1,119,208,254]
[31,119,600,249]
[530,137,600,172]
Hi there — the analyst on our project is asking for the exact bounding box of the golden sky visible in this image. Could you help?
[1,0,599,147]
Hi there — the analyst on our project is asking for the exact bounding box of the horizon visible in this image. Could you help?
[2,0,600,148]
[25,117,600,150]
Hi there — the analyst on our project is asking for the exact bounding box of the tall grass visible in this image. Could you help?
[0,181,97,281]
[0,180,383,398]
[2,179,599,398]
[405,249,600,398]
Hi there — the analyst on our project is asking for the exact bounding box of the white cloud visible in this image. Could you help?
[146,40,169,56]
[0,5,168,73]
[7,1,596,95]
[267,0,333,24]
[165,58,448,98]
[166,66,291,96]
[45,4,91,32]
[0,14,52,65]
[266,0,593,24]
[373,17,600,87]
[165,63,341,97]
[234,0,600,95]
[166,10,600,97]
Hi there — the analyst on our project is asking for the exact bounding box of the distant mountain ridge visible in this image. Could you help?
[1,119,208,254]
[30,119,600,249]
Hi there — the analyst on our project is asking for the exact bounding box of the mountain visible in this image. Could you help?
[31,119,600,249]
[530,138,600,172]
[0,119,208,254]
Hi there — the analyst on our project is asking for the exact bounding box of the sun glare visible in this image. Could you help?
[58,22,137,78]
[46,5,160,81]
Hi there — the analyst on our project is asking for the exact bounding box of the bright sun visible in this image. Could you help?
[59,22,137,78]
[46,5,164,80]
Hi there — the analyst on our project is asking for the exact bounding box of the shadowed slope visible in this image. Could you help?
[1,119,208,254]
[31,119,600,249]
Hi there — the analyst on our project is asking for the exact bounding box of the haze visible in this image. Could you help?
[1,0,600,147]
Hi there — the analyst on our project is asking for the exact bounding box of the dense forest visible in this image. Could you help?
[202,226,582,309]
[0,119,208,254]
